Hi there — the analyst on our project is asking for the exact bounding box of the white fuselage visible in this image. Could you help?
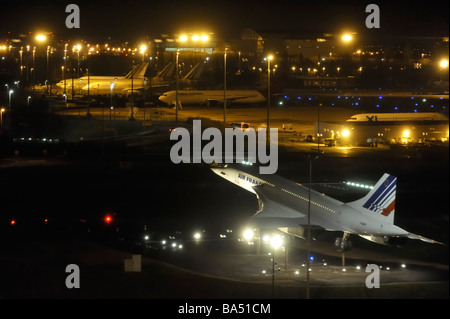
[211,165,408,236]
[56,77,146,95]
[159,90,266,106]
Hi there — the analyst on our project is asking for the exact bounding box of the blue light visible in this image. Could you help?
[308,97,312,101]
[379,96,383,99]
[310,256,314,261]
[394,106,398,110]
[431,105,434,108]
[338,96,341,99]
[297,96,301,99]
[411,97,414,99]
[355,103,359,106]
[415,103,418,106]
[376,104,380,108]
[414,109,417,112]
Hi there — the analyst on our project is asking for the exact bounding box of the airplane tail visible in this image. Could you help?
[125,62,149,79]
[347,173,397,224]
[181,62,205,81]
[153,62,176,79]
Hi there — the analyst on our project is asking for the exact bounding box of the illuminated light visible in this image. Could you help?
[193,232,201,240]
[270,234,283,249]
[200,35,209,41]
[342,130,349,137]
[191,35,200,41]
[402,130,410,138]
[243,229,255,241]
[35,34,47,42]
[401,264,406,269]
[179,35,188,42]
[267,55,273,61]
[440,59,448,68]
[342,34,352,42]
[10,219,16,225]
[140,44,147,53]
[104,215,112,223]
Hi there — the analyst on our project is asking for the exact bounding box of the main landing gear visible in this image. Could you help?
[334,232,352,252]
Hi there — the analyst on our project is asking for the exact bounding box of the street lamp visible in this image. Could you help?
[1,108,5,135]
[440,59,448,86]
[266,55,273,145]
[176,35,188,122]
[140,44,147,62]
[342,34,352,42]
[270,234,282,298]
[224,46,228,127]
[9,90,13,108]
[4,84,8,105]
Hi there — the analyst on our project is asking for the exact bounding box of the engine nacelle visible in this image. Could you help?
[359,235,408,247]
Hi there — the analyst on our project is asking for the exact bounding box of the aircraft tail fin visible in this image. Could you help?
[125,62,149,79]
[347,173,397,224]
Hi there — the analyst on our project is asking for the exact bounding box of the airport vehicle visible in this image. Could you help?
[56,62,149,95]
[158,90,266,107]
[211,163,442,250]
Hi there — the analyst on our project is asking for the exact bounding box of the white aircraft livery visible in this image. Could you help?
[211,163,442,249]
[159,90,266,107]
[56,63,149,95]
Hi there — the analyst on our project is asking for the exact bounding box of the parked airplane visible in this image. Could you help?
[56,63,149,95]
[211,163,442,250]
[159,89,266,107]
[347,112,449,124]
[151,61,206,88]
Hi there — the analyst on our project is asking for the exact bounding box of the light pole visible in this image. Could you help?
[64,43,68,96]
[266,55,273,145]
[440,59,448,87]
[223,46,228,127]
[9,90,13,108]
[270,234,282,298]
[110,82,115,110]
[46,46,51,95]
[1,108,5,135]
[4,84,8,105]
[175,48,180,122]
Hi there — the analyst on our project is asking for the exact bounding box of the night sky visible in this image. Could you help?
[1,0,449,41]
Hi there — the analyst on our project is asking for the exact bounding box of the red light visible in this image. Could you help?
[104,215,112,223]
[10,219,16,225]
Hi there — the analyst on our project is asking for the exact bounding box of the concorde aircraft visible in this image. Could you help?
[211,163,442,250]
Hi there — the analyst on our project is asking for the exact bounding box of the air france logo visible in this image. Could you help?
[170,120,278,174]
